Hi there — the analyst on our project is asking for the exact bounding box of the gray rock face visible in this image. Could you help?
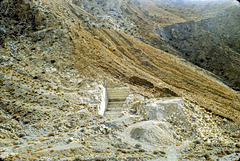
[156,6,240,89]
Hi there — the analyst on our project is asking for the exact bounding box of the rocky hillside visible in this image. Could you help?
[0,0,240,160]
[156,5,240,89]
[73,0,240,89]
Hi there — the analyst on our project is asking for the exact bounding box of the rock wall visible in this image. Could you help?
[0,0,41,13]
[0,0,49,46]
[98,85,108,116]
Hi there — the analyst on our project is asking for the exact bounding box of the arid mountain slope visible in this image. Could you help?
[156,5,240,89]
[0,0,239,132]
[0,0,240,160]
[62,1,240,122]
[73,0,240,89]
[71,25,240,122]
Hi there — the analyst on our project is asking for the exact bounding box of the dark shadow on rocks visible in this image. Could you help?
[129,76,154,88]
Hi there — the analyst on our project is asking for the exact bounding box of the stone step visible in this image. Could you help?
[107,97,129,100]
[108,103,123,107]
[108,99,126,102]
[107,92,129,94]
[108,101,124,104]
[106,108,122,111]
[107,92,129,95]
[107,95,129,98]
[107,96,129,100]
[108,103,123,106]
[107,91,129,95]
[104,87,129,119]
[107,88,130,100]
[108,91,127,93]
[107,94,129,98]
